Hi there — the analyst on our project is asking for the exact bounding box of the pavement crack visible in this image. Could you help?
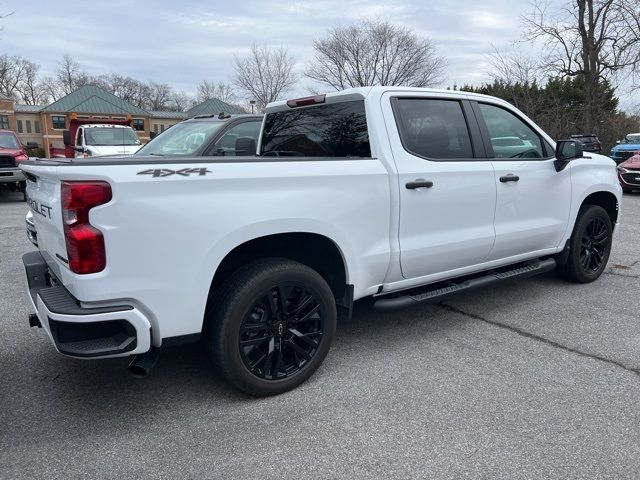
[438,302,640,378]
[604,270,639,278]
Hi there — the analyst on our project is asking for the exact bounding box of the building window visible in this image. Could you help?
[26,120,32,134]
[132,119,144,131]
[52,116,66,129]
[34,120,40,134]
[0,115,9,130]
[160,124,165,132]
[17,120,23,133]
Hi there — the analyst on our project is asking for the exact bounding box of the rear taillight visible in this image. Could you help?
[61,181,112,274]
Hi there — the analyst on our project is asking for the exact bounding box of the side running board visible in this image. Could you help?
[374,258,557,312]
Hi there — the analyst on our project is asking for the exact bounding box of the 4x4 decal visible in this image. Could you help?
[137,167,212,178]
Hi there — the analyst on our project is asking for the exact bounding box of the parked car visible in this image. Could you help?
[610,133,640,164]
[135,114,263,157]
[0,130,29,199]
[616,151,640,192]
[570,134,602,154]
[20,87,620,396]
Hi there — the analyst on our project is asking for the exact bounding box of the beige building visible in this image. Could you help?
[1,85,244,157]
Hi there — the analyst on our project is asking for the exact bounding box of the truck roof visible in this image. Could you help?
[80,124,133,129]
[181,114,262,123]
[266,85,515,113]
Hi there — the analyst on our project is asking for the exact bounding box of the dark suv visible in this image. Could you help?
[570,134,602,154]
[136,114,263,157]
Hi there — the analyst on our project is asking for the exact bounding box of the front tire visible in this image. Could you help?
[558,205,612,283]
[207,259,337,396]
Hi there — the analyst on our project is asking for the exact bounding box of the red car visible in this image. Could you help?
[617,151,640,192]
[0,129,29,197]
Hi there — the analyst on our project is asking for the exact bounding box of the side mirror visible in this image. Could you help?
[149,131,157,140]
[554,140,583,172]
[616,140,621,144]
[62,130,71,146]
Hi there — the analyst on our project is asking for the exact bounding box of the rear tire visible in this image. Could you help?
[206,259,337,396]
[557,205,612,283]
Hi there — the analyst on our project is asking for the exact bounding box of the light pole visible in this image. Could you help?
[249,100,256,114]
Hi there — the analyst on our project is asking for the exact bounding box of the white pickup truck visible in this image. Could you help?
[64,124,141,158]
[21,86,621,396]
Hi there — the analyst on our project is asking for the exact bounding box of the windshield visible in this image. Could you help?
[624,134,640,144]
[0,131,20,149]
[84,127,140,146]
[136,121,225,156]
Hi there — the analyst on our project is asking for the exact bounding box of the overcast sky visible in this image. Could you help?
[2,0,638,110]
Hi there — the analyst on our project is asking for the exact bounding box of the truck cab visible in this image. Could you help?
[66,124,141,158]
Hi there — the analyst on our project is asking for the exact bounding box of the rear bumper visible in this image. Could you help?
[23,251,151,358]
[0,167,25,183]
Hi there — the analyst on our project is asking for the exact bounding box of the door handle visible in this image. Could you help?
[406,179,434,189]
[499,174,520,183]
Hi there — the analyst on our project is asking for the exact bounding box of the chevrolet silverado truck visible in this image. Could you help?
[20,87,621,396]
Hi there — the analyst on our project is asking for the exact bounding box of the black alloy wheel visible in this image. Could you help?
[558,204,612,283]
[239,284,324,380]
[207,259,337,396]
[579,216,609,274]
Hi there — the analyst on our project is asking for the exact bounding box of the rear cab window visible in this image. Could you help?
[261,100,371,157]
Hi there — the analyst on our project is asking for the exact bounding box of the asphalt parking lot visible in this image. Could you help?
[1,189,640,479]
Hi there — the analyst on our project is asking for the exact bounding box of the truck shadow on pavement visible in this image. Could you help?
[26,294,465,411]
[28,274,558,423]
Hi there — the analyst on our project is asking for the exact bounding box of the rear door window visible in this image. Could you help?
[393,98,474,159]
[261,100,371,157]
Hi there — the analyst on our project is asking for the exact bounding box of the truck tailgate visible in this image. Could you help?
[22,163,69,272]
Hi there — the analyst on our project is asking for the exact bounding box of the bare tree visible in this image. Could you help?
[306,19,446,90]
[0,55,49,104]
[15,61,47,105]
[486,46,544,85]
[56,54,91,96]
[523,0,640,132]
[40,76,62,102]
[142,81,174,111]
[196,80,236,104]
[233,44,297,111]
[93,73,148,108]
[169,90,192,111]
[0,55,30,100]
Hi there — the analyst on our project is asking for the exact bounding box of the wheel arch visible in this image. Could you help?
[210,232,349,295]
[580,190,619,226]
[203,232,353,331]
